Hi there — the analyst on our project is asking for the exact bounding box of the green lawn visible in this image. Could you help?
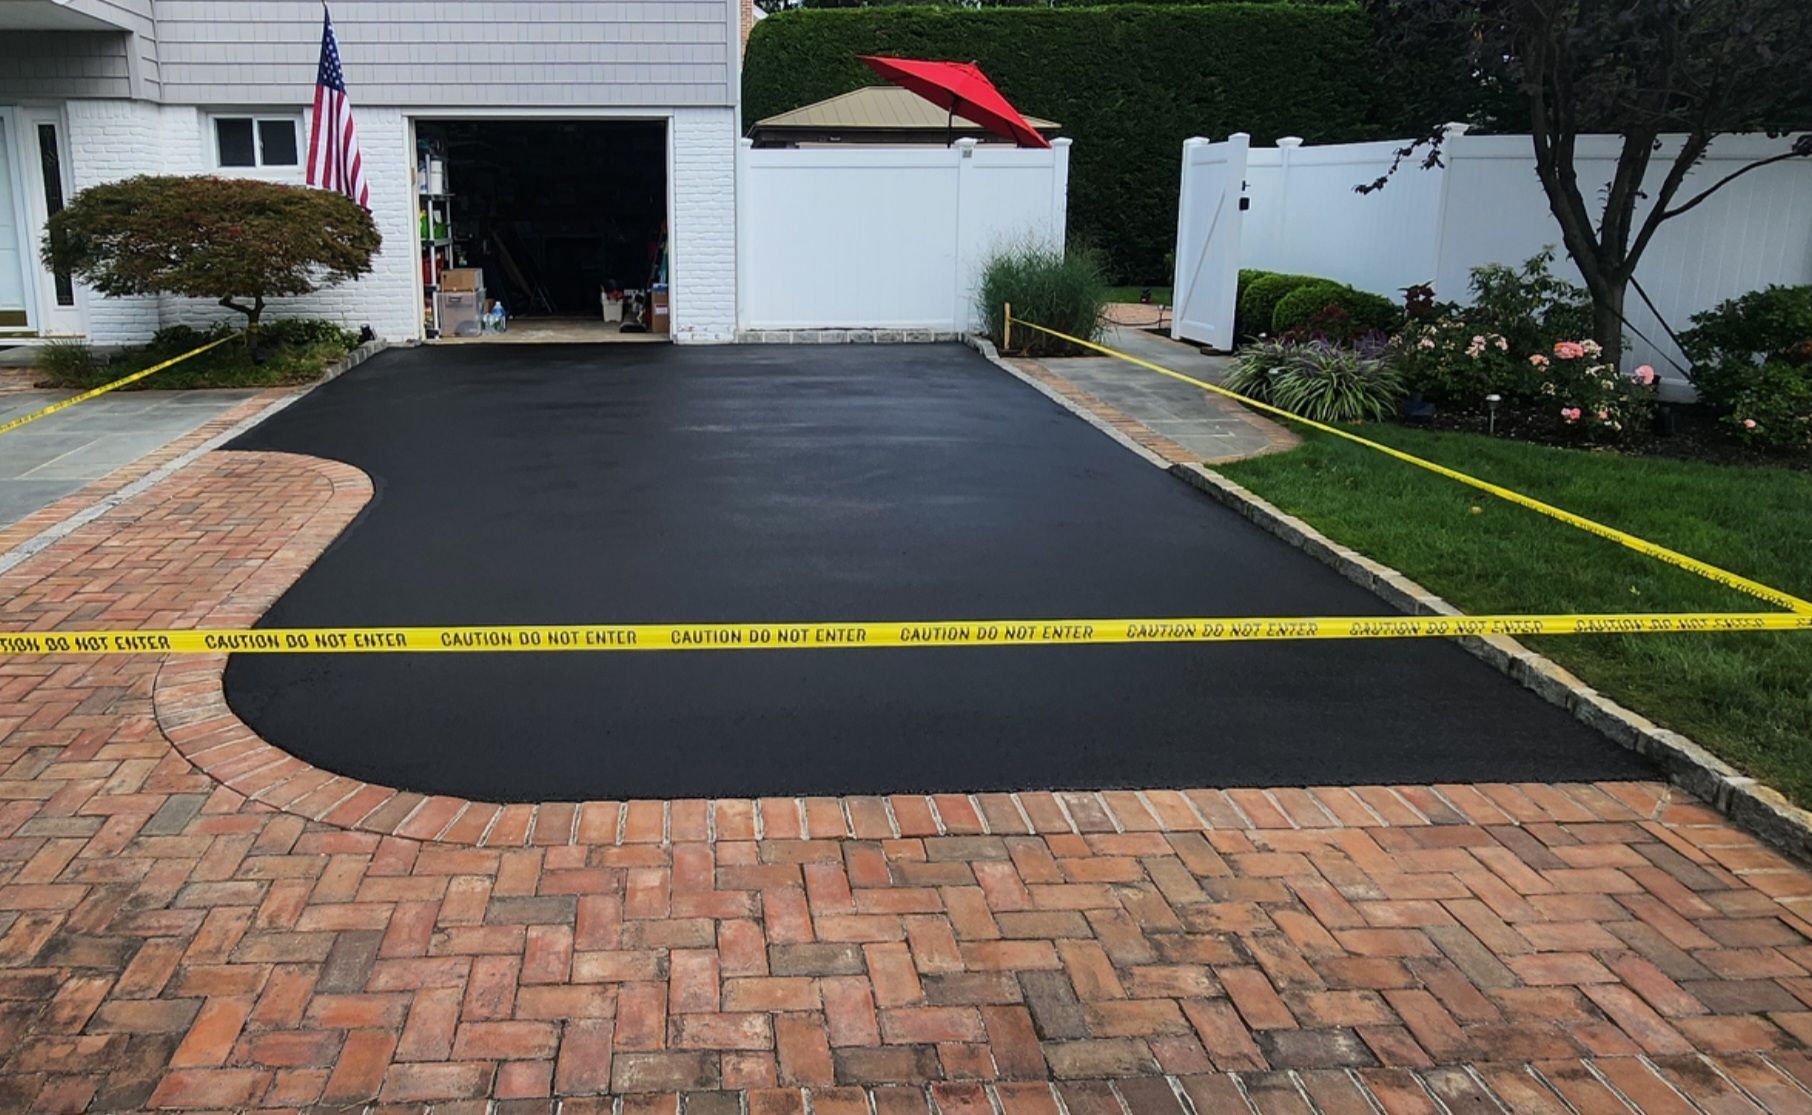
[1214,424,1812,804]
[1106,285,1172,306]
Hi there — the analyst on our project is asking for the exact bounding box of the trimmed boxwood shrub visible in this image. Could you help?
[744,6,1471,282]
[1272,282,1401,337]
[1236,273,1320,340]
[1232,269,1276,340]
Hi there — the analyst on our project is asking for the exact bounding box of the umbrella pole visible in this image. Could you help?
[946,103,954,147]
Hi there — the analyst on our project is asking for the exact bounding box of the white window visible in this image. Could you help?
[213,116,301,169]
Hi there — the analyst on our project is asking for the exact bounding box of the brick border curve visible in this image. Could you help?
[139,344,1812,863]
[145,452,1685,852]
[153,450,1454,849]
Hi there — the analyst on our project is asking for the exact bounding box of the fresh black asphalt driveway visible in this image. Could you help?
[224,343,1647,801]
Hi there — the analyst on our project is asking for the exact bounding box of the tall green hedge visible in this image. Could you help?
[792,0,1351,7]
[744,5,1466,282]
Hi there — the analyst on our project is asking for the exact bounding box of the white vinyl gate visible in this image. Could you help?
[1169,134,1249,351]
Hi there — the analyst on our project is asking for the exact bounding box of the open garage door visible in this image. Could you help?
[415,119,669,342]
[1170,134,1249,352]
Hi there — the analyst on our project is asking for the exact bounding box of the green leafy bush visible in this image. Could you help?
[36,318,358,391]
[1392,318,1531,406]
[1463,249,1595,358]
[978,243,1109,357]
[1388,251,1601,409]
[1272,282,1401,339]
[1225,337,1403,421]
[261,318,362,351]
[1237,273,1320,341]
[1725,362,1812,452]
[34,339,103,382]
[1233,269,1277,340]
[43,175,380,337]
[147,322,236,355]
[1533,341,1657,444]
[744,6,1474,281]
[1680,285,1812,418]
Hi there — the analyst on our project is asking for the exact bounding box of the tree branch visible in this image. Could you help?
[1625,132,1713,272]
[1654,141,1811,225]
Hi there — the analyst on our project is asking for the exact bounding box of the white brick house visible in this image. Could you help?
[0,0,746,344]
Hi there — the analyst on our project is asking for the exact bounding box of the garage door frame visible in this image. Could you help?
[404,110,677,341]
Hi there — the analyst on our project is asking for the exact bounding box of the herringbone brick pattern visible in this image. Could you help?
[3,450,1812,1112]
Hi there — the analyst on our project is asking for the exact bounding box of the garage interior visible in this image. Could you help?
[416,119,669,342]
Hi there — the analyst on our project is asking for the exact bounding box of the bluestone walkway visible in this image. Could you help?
[0,388,259,527]
[1023,327,1291,463]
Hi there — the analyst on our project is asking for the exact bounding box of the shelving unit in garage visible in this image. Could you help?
[417,141,456,338]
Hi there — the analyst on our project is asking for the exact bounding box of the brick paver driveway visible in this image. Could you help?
[2,361,1812,1112]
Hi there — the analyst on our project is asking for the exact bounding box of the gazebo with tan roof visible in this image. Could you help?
[747,85,1061,148]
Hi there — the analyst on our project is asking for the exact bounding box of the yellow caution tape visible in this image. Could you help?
[0,334,240,438]
[1005,316,1812,615]
[1,612,1808,656]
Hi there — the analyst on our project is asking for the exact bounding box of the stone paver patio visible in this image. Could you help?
[1020,328,1295,464]
[2,375,1812,1112]
[0,388,261,529]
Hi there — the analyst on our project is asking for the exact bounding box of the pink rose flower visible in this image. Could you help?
[1528,354,1550,367]
[1632,364,1656,385]
[1561,407,1581,422]
[1554,341,1586,360]
[1744,418,1758,429]
[1597,409,1609,421]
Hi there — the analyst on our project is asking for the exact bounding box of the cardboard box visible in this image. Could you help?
[650,290,670,335]
[440,267,482,293]
[437,290,484,337]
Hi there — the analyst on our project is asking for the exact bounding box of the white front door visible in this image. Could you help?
[1170,133,1250,352]
[14,108,83,336]
[0,117,31,333]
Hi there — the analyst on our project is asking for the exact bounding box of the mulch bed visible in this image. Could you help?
[1408,401,1809,470]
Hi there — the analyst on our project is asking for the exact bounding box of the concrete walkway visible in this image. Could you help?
[0,388,259,526]
[1020,327,1293,463]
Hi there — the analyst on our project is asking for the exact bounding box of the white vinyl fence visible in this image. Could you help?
[736,137,1070,335]
[1176,127,1812,385]
[1170,135,1248,351]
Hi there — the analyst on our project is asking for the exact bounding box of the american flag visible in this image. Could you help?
[305,7,369,208]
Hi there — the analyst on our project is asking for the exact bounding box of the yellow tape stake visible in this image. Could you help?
[1006,314,1812,615]
[2,612,1808,656]
[0,334,240,437]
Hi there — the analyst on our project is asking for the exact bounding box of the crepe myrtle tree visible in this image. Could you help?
[1363,0,1812,367]
[42,175,380,342]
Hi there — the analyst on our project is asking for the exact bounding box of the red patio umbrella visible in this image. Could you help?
[857,55,1052,149]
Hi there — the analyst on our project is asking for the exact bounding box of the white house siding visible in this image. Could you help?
[0,33,136,100]
[152,1,732,107]
[5,0,742,344]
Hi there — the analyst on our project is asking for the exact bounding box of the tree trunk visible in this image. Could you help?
[219,295,266,346]
[1591,275,1627,369]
